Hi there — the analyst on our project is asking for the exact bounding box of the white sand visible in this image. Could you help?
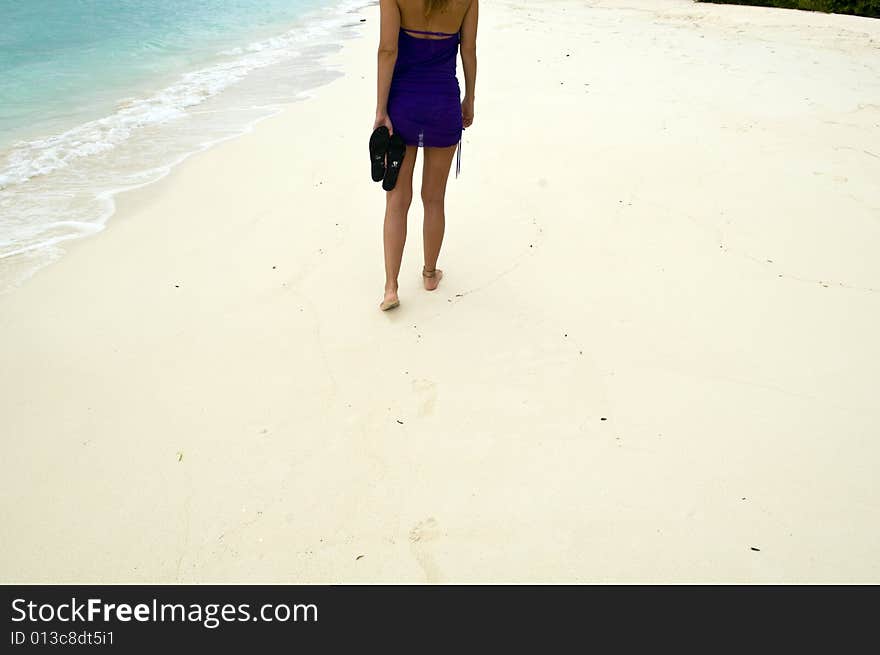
[1,0,879,583]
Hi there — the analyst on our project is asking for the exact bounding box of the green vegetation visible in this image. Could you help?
[696,0,880,18]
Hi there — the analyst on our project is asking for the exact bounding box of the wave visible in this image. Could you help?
[0,0,370,191]
[0,0,373,293]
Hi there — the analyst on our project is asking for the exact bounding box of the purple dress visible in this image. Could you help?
[387,28,463,175]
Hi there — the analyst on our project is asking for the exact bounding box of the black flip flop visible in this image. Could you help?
[382,133,406,191]
[369,126,390,182]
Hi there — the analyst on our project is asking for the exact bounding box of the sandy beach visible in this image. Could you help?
[1,0,879,583]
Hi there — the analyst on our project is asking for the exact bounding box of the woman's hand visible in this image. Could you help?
[374,111,394,135]
[462,97,474,129]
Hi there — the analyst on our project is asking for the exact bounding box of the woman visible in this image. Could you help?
[374,0,478,311]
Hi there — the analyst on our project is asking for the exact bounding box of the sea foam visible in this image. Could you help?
[0,0,371,293]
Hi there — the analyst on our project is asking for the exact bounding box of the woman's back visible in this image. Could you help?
[387,0,475,150]
[396,0,472,36]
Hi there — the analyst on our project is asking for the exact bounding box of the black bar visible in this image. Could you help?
[2,585,877,650]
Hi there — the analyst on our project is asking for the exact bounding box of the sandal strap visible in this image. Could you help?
[422,267,436,278]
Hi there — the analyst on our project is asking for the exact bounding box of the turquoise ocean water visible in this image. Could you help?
[0,0,369,292]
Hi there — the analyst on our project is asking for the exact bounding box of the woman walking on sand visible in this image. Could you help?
[373,0,478,311]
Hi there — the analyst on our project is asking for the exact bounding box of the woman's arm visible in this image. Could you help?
[375,0,400,131]
[460,0,478,128]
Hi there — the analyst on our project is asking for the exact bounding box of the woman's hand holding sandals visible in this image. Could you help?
[374,111,394,135]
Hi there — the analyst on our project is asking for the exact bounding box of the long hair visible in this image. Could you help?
[424,0,452,17]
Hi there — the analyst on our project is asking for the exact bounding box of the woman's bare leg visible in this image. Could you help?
[381,144,418,309]
[421,144,457,290]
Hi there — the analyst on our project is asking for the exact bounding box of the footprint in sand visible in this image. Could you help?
[411,379,437,417]
[409,518,443,583]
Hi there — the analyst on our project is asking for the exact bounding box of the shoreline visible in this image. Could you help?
[0,0,374,296]
[2,0,879,583]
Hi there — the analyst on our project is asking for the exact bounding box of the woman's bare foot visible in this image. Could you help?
[379,287,400,311]
[422,267,443,291]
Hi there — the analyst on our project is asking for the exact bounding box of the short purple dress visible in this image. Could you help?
[387,28,463,175]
